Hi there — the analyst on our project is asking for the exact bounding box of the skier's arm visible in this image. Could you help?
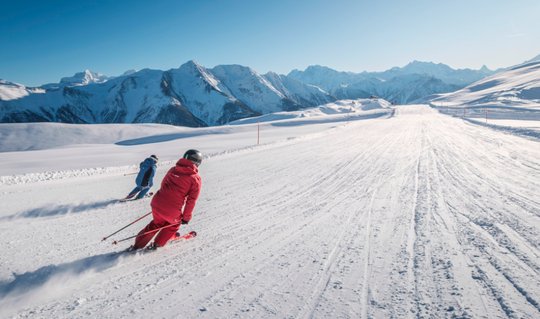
[181,179,201,223]
[141,167,153,187]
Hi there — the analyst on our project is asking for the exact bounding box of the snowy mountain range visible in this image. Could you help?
[0,60,501,126]
[288,61,494,103]
[0,61,336,127]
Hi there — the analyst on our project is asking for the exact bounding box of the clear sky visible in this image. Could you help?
[1,0,540,86]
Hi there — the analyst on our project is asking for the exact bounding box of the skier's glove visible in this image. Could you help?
[181,220,189,225]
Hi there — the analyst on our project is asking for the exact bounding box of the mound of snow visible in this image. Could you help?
[230,98,392,125]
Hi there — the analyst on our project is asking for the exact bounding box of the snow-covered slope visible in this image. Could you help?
[0,105,538,318]
[429,61,540,137]
[0,123,187,152]
[0,99,392,153]
[0,80,45,101]
[431,61,540,110]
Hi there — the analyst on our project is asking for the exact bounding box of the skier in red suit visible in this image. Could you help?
[132,149,203,250]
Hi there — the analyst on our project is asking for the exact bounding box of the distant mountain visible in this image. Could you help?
[378,61,493,86]
[263,72,334,107]
[288,65,367,92]
[41,70,111,90]
[430,61,540,109]
[0,61,334,126]
[288,61,494,104]
[60,69,110,86]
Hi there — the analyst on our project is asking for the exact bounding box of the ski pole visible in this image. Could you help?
[112,222,180,245]
[101,211,152,241]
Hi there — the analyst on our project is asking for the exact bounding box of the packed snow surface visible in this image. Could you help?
[0,105,539,318]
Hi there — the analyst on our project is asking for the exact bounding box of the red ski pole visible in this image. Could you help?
[112,222,180,245]
[102,211,152,241]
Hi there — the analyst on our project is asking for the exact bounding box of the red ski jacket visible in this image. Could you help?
[151,158,202,224]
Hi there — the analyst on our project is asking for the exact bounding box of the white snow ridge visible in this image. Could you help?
[0,100,539,318]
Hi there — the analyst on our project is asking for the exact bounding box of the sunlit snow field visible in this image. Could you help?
[0,100,539,318]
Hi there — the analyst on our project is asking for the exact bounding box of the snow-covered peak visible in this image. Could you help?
[182,59,203,69]
[179,60,210,78]
[60,69,110,86]
[175,60,223,91]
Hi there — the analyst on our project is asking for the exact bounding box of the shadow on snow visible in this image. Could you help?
[1,199,118,220]
[0,251,124,300]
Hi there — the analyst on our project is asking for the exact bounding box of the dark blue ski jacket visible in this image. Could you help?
[136,157,157,187]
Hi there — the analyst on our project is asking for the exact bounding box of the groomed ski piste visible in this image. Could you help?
[0,100,539,318]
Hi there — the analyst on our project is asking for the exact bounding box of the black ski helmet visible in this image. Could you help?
[150,154,158,161]
[183,149,203,166]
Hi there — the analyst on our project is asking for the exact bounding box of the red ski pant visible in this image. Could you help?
[133,217,180,249]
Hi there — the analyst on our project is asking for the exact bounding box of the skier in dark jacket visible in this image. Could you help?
[131,149,202,250]
[124,155,158,200]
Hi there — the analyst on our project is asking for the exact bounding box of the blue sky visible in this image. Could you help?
[1,0,540,86]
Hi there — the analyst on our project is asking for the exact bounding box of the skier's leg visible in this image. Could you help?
[154,223,180,247]
[133,220,164,249]
[135,186,151,199]
[126,186,142,199]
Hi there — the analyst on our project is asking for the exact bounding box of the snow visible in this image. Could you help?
[430,60,540,140]
[0,105,539,318]
[0,80,45,101]
[431,61,540,110]
[230,99,391,125]
[60,70,110,86]
[211,65,287,114]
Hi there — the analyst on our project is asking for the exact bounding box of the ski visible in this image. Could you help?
[119,192,154,202]
[122,231,197,253]
[170,230,197,242]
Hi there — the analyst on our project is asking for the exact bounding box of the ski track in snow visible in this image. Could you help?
[0,105,539,318]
